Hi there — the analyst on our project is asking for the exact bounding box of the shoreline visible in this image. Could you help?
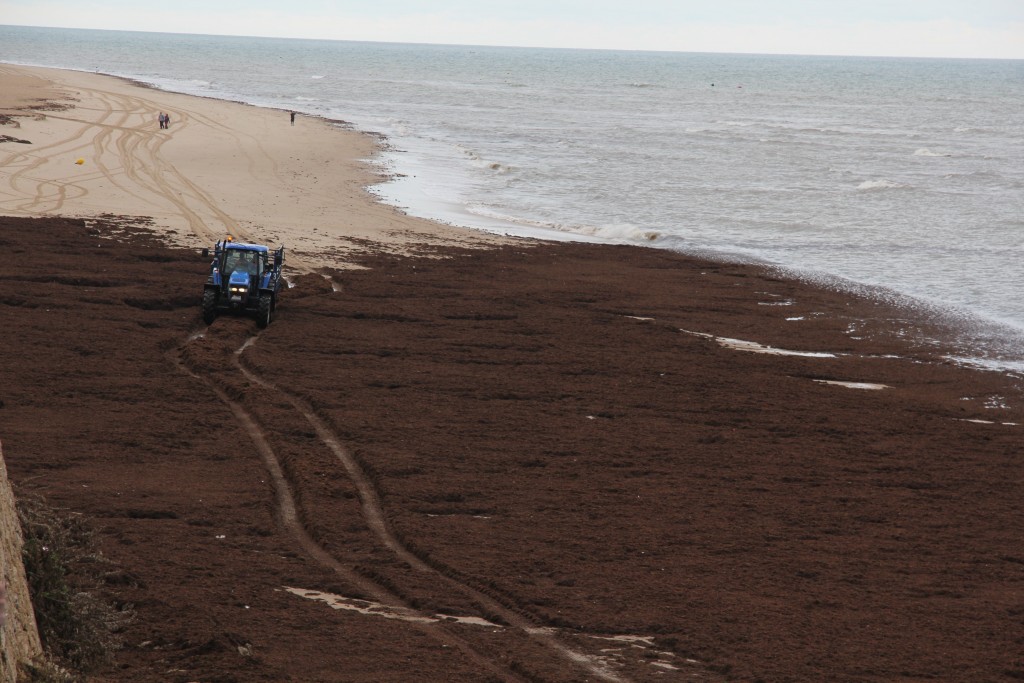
[0,63,508,271]
[3,30,1023,349]
[4,62,1024,374]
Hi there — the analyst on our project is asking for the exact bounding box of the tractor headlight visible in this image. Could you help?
[230,286,246,294]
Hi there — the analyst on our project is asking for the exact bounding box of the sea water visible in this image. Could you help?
[2,26,1023,370]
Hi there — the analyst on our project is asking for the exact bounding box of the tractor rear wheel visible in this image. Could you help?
[257,293,273,328]
[202,289,217,324]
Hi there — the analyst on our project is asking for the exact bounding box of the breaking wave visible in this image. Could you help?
[856,179,905,190]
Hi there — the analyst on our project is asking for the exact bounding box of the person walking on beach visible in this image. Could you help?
[158,112,166,129]
[290,111,296,125]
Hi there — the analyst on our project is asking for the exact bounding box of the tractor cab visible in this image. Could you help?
[222,247,264,303]
[224,248,264,279]
[201,237,285,328]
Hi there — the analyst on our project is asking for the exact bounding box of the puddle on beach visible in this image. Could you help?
[235,337,258,354]
[813,379,889,390]
[585,634,698,674]
[680,329,839,358]
[957,396,1018,424]
[590,635,655,646]
[286,587,697,675]
[717,337,837,357]
[623,316,843,358]
[283,587,502,627]
[525,626,558,636]
[321,274,342,292]
[755,292,795,306]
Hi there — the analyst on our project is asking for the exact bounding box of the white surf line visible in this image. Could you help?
[957,419,1019,426]
[283,587,502,627]
[236,337,630,683]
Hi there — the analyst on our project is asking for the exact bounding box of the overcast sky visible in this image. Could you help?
[2,0,1022,58]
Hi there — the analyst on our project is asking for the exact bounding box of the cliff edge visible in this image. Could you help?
[0,441,42,681]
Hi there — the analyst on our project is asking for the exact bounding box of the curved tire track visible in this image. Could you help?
[230,335,629,683]
[173,332,534,683]
[2,81,232,244]
[3,71,318,272]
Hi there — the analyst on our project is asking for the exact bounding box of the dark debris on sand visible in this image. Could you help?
[1,215,1022,682]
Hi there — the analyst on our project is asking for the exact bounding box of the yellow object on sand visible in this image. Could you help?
[75,158,84,165]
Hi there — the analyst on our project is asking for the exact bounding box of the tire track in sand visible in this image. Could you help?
[76,86,318,271]
[173,331,533,683]
[2,80,233,245]
[230,334,629,683]
[0,95,114,214]
[72,86,235,244]
[3,73,316,272]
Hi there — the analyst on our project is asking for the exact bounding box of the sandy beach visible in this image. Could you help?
[0,63,503,269]
[2,64,1023,682]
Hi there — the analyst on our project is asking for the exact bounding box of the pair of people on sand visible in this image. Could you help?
[158,112,171,129]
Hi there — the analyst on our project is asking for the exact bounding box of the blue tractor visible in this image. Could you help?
[201,238,285,328]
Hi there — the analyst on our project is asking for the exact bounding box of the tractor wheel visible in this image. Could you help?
[202,289,217,324]
[257,293,273,328]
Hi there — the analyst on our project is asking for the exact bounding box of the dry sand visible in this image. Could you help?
[0,63,504,269]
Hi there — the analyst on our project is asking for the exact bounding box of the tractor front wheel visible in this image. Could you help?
[257,293,273,328]
[202,289,218,324]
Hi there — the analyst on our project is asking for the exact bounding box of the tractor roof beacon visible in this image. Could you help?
[201,238,285,328]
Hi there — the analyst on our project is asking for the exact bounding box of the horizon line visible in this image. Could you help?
[3,22,1022,62]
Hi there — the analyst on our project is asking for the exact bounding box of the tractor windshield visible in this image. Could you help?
[225,250,261,276]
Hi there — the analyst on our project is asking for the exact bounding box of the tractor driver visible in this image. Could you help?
[229,250,257,276]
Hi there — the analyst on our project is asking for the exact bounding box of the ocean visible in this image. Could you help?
[2,25,1023,371]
